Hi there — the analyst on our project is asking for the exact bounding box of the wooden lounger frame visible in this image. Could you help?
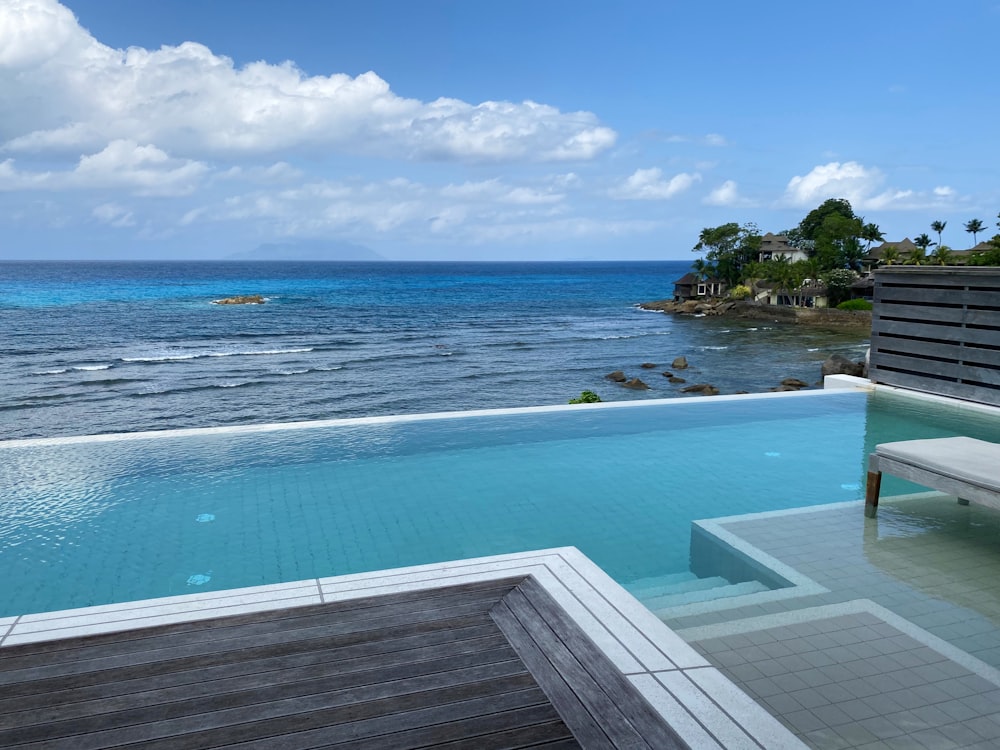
[865,446,1000,518]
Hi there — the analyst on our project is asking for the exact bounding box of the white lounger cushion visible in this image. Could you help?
[876,437,1000,494]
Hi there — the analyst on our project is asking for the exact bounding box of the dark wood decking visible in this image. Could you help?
[0,576,688,749]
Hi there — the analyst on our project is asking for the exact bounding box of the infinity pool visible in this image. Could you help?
[3,389,1000,617]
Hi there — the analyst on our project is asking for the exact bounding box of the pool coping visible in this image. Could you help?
[0,546,805,749]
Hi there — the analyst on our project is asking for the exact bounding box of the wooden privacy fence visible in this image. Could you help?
[870,267,1000,406]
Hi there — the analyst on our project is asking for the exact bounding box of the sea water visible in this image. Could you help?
[0,261,870,440]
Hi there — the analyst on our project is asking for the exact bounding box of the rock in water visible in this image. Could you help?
[640,362,657,369]
[212,295,265,305]
[680,383,719,395]
[622,378,649,390]
[671,356,689,369]
[669,376,686,384]
[821,353,864,377]
[605,370,627,382]
[780,378,809,389]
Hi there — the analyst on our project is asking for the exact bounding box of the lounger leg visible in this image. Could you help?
[865,470,882,518]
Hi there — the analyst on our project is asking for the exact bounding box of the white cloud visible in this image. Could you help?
[610,168,699,200]
[704,133,728,147]
[784,161,964,211]
[703,180,749,206]
[0,0,616,164]
[92,202,135,227]
[784,161,883,207]
[0,140,208,195]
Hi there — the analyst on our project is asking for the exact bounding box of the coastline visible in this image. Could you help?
[638,298,872,332]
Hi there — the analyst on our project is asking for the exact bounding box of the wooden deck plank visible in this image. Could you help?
[491,598,611,748]
[0,578,522,668]
[0,576,690,749]
[1,640,520,733]
[0,621,502,717]
[496,578,690,749]
[326,708,578,749]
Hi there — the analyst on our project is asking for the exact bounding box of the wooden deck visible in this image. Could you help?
[0,576,688,749]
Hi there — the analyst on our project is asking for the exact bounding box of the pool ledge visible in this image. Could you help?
[0,547,804,749]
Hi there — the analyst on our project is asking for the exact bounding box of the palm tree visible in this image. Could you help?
[930,220,946,247]
[861,222,885,251]
[929,245,952,265]
[905,246,926,265]
[880,246,900,266]
[913,233,936,255]
[965,218,986,245]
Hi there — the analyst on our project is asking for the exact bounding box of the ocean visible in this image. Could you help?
[0,261,870,440]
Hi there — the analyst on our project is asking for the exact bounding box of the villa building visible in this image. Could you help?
[757,232,808,263]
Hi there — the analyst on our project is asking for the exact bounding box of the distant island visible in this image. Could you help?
[227,240,384,262]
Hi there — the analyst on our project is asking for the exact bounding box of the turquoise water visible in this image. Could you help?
[4,390,1000,617]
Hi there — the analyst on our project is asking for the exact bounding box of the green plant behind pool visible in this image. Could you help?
[836,298,872,311]
[569,390,602,404]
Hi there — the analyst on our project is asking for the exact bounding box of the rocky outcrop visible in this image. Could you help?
[680,383,719,396]
[212,295,265,305]
[668,376,686,384]
[605,370,627,382]
[622,378,650,390]
[671,356,689,370]
[640,362,657,369]
[638,299,871,331]
[780,378,809,389]
[821,353,864,378]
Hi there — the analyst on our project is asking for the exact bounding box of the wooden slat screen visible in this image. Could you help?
[870,267,1000,406]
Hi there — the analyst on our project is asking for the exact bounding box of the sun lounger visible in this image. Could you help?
[865,437,1000,518]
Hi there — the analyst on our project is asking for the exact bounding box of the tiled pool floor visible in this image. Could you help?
[667,495,1000,749]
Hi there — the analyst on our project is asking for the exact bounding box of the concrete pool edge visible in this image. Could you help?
[0,546,806,749]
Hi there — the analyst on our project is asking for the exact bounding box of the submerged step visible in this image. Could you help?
[646,579,771,613]
[623,572,699,598]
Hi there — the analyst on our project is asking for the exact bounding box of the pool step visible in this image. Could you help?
[645,579,771,614]
[623,572,701,599]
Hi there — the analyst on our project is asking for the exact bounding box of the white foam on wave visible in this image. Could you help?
[218,381,251,388]
[315,365,344,371]
[123,347,314,363]
[807,348,820,352]
[276,369,310,376]
[698,346,728,351]
[74,364,112,371]
[34,368,69,375]
[208,347,314,357]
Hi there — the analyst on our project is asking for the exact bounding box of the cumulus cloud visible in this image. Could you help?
[0,140,208,195]
[784,161,963,211]
[0,0,616,163]
[784,161,883,207]
[703,180,750,207]
[610,168,699,200]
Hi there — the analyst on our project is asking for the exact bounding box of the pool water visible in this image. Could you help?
[3,390,1000,617]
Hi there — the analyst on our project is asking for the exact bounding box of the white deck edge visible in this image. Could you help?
[0,546,805,749]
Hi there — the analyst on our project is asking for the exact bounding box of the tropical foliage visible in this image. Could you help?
[687,198,1000,307]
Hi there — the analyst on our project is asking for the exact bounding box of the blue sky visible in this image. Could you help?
[1,0,998,260]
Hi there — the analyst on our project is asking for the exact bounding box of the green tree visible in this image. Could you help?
[929,245,952,265]
[880,245,900,266]
[905,246,926,265]
[823,268,857,307]
[930,220,947,247]
[796,198,864,271]
[861,222,885,250]
[913,233,936,255]
[692,222,761,286]
[965,218,986,245]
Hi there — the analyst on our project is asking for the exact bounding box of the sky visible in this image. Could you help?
[1,0,998,261]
